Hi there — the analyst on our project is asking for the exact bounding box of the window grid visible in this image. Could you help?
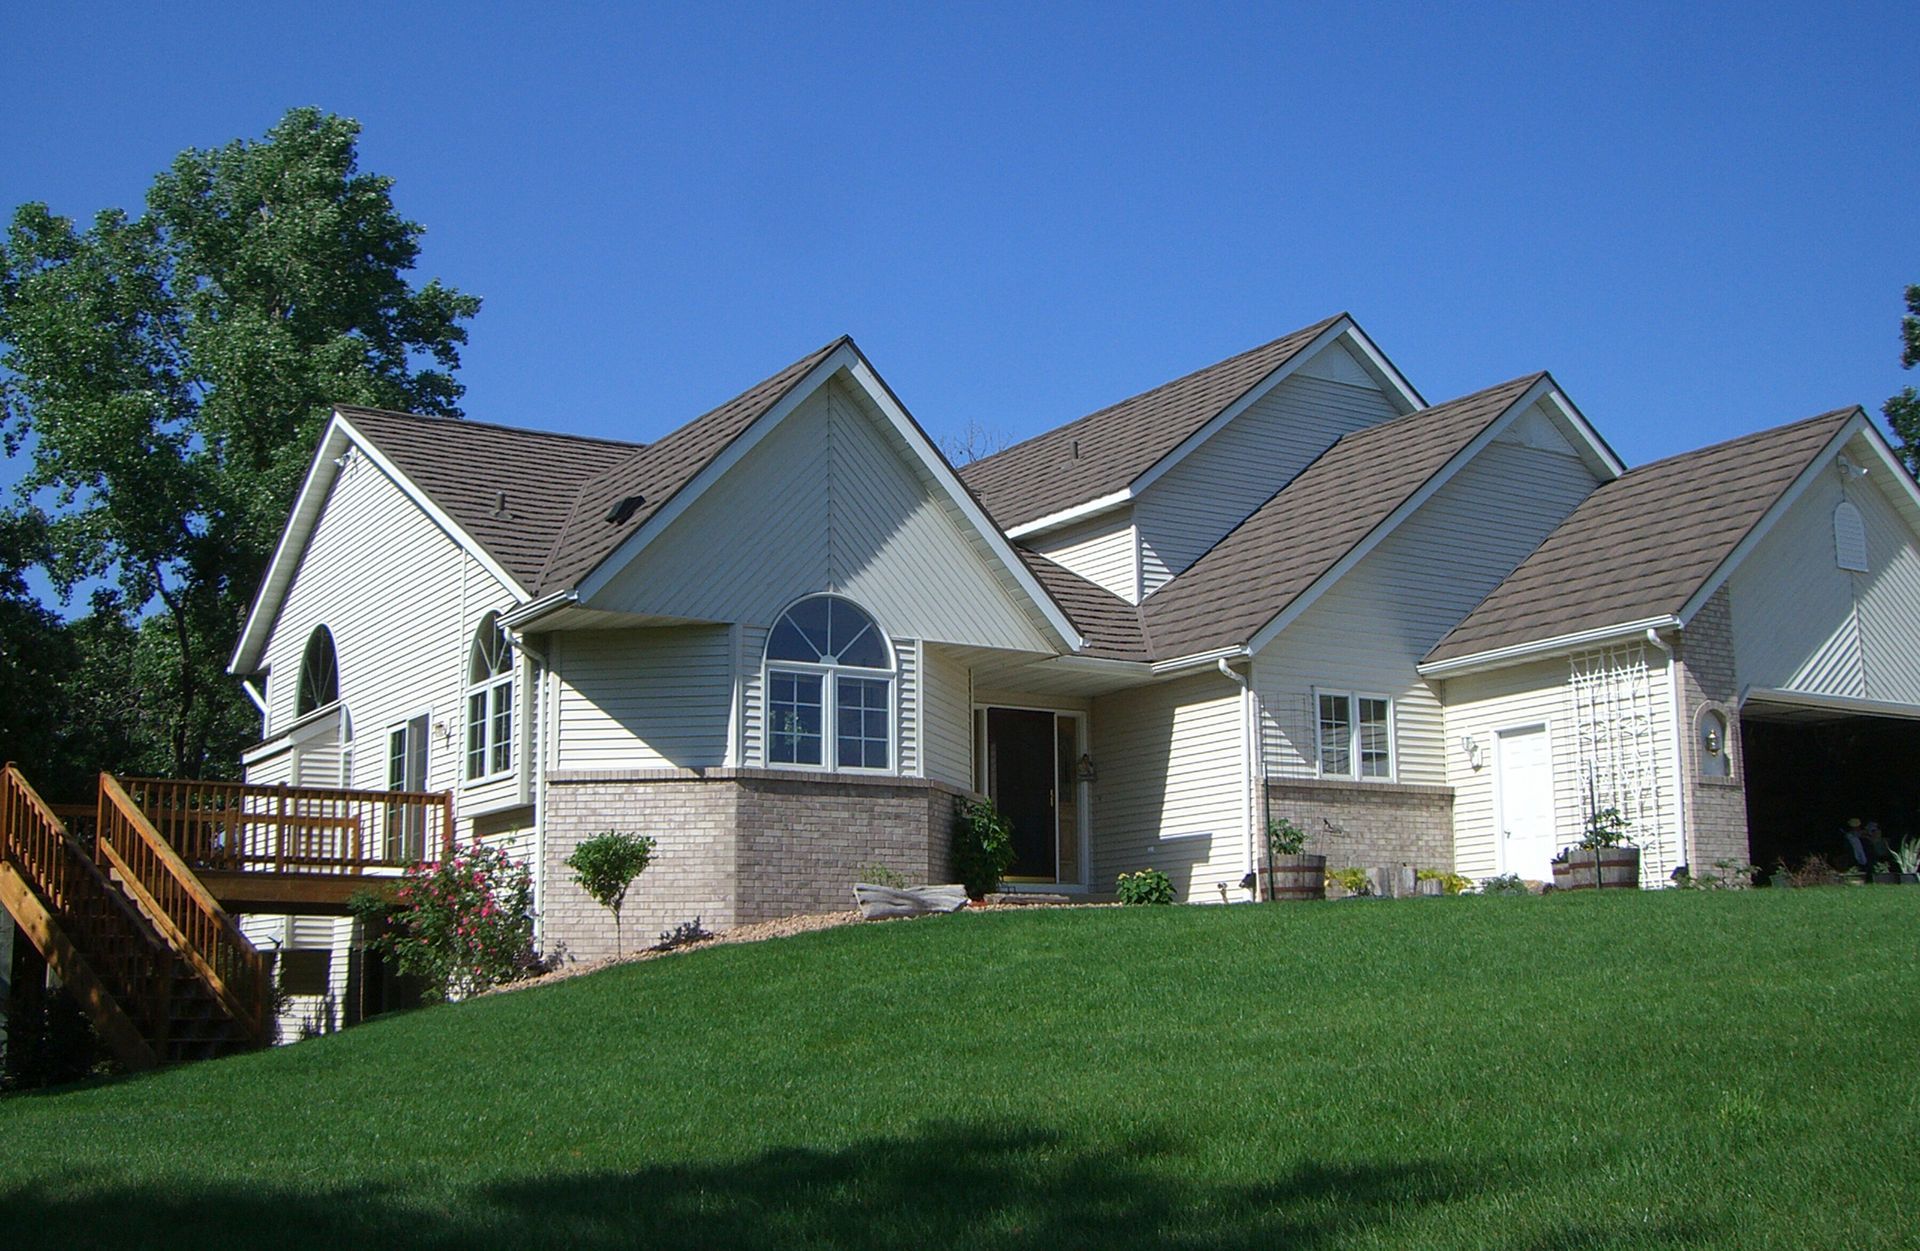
[763,595,895,774]
[1316,690,1394,782]
[465,614,515,783]
[769,671,825,766]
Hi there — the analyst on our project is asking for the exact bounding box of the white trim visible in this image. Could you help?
[241,680,269,716]
[499,590,578,631]
[1677,413,1870,625]
[1491,720,1553,878]
[1643,627,1689,879]
[1005,320,1427,543]
[761,594,900,775]
[1537,389,1627,479]
[462,613,516,786]
[1740,686,1920,722]
[1417,617,1682,679]
[1248,375,1565,656]
[1311,687,1397,783]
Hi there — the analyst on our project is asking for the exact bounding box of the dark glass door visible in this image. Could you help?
[986,708,1056,880]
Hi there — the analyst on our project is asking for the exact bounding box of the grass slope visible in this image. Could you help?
[2,890,1917,1249]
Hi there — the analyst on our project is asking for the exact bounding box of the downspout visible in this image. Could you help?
[1217,659,1260,900]
[515,632,553,941]
[1645,628,1688,885]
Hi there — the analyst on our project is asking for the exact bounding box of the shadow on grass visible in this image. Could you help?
[0,1121,1550,1250]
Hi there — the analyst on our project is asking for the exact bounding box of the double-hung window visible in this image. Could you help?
[465,613,514,782]
[764,595,894,772]
[1316,690,1393,780]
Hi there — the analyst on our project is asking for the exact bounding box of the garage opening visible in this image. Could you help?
[1741,698,1920,876]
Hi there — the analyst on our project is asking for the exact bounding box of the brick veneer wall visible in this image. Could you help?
[1265,778,1456,872]
[1675,589,1751,871]
[541,768,970,961]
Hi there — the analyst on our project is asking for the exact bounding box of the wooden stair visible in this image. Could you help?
[1,763,269,1071]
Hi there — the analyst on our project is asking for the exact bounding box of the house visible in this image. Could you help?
[225,313,1920,1018]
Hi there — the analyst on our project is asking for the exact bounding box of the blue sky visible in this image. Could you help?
[3,3,1917,510]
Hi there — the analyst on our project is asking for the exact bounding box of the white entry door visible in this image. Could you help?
[1496,726,1556,879]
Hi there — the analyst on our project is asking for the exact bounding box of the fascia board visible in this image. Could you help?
[1415,616,1682,679]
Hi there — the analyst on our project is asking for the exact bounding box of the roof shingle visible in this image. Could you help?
[1424,408,1858,665]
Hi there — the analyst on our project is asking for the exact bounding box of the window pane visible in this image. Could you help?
[467,691,486,779]
[1318,693,1352,777]
[769,671,824,765]
[789,598,833,656]
[767,615,818,663]
[835,676,890,769]
[1358,697,1391,779]
[389,729,407,789]
[491,683,513,774]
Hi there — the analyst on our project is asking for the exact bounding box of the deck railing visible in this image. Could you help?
[95,774,271,1043]
[119,776,455,875]
[1,764,175,1050]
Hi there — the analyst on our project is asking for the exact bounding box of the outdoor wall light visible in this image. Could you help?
[1459,735,1484,770]
[1077,753,1097,782]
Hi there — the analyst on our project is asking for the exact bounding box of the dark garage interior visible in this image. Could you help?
[1741,710,1920,874]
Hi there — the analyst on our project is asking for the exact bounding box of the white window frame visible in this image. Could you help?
[1313,687,1396,782]
[762,595,897,776]
[465,615,515,785]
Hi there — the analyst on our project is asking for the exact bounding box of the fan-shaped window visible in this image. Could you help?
[297,626,339,716]
[465,613,515,781]
[764,595,894,771]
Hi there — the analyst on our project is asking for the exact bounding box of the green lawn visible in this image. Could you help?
[2,889,1916,1249]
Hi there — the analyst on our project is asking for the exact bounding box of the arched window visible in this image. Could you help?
[764,595,894,771]
[466,613,515,781]
[297,626,339,716]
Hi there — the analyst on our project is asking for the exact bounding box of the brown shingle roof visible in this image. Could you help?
[1424,408,1858,665]
[333,406,640,591]
[1141,375,1545,659]
[534,338,847,592]
[1016,550,1149,660]
[958,315,1344,530]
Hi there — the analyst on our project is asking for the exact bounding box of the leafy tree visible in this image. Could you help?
[565,831,657,958]
[0,107,480,778]
[0,511,76,786]
[1886,283,1920,477]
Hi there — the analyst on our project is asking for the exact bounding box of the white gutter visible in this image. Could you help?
[1644,627,1688,883]
[1151,645,1250,676]
[500,590,578,631]
[1004,490,1134,541]
[1417,617,1681,680]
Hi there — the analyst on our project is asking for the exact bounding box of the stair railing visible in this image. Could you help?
[1,763,174,1062]
[94,772,270,1045]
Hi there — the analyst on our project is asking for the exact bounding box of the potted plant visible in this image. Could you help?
[1888,838,1920,885]
[1257,816,1326,901]
[1551,804,1640,890]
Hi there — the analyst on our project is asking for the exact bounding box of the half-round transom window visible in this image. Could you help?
[764,595,894,771]
[297,626,339,716]
[466,613,515,781]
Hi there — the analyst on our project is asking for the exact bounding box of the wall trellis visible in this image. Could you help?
[1568,645,1668,883]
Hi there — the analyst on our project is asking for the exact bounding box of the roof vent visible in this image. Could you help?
[1071,439,1080,460]
[491,491,513,521]
[604,493,646,525]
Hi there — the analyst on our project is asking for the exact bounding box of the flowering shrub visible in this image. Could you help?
[351,839,535,1001]
[1115,868,1175,905]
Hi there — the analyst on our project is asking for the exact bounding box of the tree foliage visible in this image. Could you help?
[0,108,480,779]
[565,831,657,958]
[1885,283,1920,477]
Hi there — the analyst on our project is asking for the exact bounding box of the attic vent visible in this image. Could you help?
[1071,439,1080,459]
[604,493,646,526]
[1834,501,1867,572]
[491,490,513,521]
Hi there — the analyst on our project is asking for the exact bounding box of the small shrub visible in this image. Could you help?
[349,840,536,1001]
[1779,855,1841,888]
[1266,816,1307,856]
[856,861,908,889]
[566,830,657,958]
[1477,873,1530,896]
[954,799,1016,898]
[1417,869,1474,895]
[1672,860,1759,890]
[1115,868,1176,905]
[1328,866,1372,896]
[653,917,716,952]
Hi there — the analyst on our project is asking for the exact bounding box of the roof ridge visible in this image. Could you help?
[964,313,1346,475]
[1611,406,1860,478]
[335,403,648,452]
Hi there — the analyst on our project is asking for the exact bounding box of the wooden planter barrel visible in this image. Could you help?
[1551,846,1641,891]
[1258,853,1328,901]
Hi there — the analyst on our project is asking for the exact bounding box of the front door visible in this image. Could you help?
[1497,725,1556,878]
[982,708,1084,884]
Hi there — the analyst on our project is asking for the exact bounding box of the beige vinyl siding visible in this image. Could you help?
[554,626,732,770]
[921,645,974,789]
[1089,672,1248,902]
[253,445,527,830]
[1853,473,1920,703]
[1135,372,1404,595]
[243,748,295,788]
[1027,512,1139,603]
[895,638,921,776]
[1255,428,1603,786]
[240,913,353,1043]
[595,379,1052,653]
[1439,652,1680,883]
[740,625,769,766]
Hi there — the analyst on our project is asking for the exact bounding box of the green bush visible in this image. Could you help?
[1266,816,1307,856]
[954,799,1016,898]
[1417,869,1474,895]
[566,830,657,958]
[349,840,536,1001]
[1476,873,1530,896]
[1328,866,1372,896]
[1115,868,1176,905]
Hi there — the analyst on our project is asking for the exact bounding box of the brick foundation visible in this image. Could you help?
[1265,778,1455,872]
[541,768,968,961]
